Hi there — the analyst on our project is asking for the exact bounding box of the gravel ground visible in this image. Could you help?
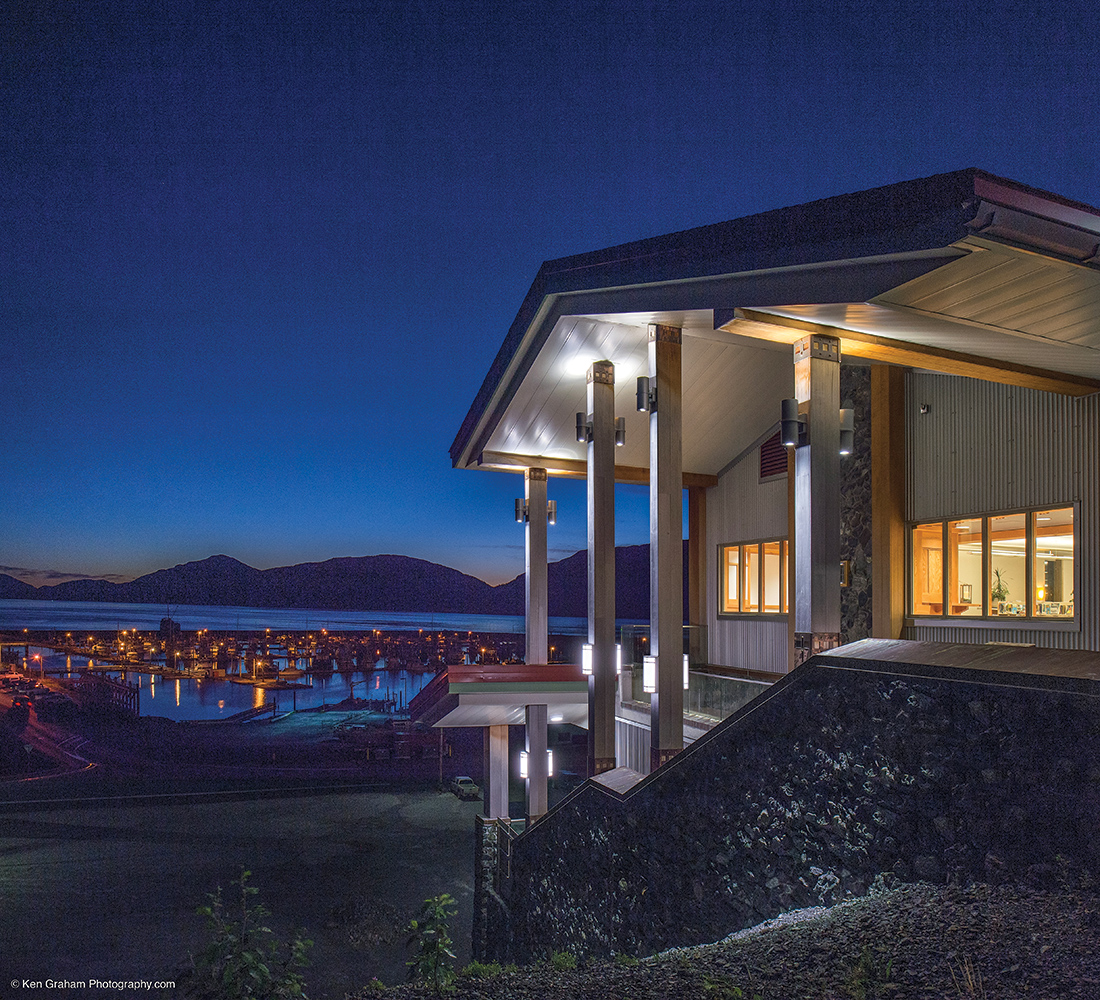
[364,881,1100,999]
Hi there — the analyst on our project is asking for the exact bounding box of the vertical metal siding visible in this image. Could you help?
[905,373,1099,651]
[706,447,790,672]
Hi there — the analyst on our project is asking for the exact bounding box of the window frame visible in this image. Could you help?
[718,537,788,619]
[906,503,1078,626]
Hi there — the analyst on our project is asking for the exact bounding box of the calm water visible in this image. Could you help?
[0,598,589,634]
[18,646,431,721]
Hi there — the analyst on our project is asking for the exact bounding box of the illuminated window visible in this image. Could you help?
[910,505,1076,621]
[911,522,944,616]
[1033,507,1074,617]
[742,544,760,613]
[719,539,787,616]
[947,517,982,616]
[989,513,1026,617]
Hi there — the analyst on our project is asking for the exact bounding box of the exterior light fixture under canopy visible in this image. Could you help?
[684,653,690,690]
[582,643,593,676]
[519,749,554,778]
[643,655,657,693]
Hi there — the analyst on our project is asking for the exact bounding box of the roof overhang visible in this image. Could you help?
[411,664,589,728]
[453,170,1100,479]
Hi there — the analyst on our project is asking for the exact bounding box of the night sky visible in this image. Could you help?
[3,0,1098,589]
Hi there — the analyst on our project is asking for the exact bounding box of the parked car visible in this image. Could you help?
[449,775,480,800]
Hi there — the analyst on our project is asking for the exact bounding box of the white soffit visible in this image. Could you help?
[749,241,1100,381]
[483,311,794,478]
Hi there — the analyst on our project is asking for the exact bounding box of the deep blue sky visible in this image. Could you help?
[3,0,1098,588]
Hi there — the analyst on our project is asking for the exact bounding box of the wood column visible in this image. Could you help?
[587,360,617,775]
[871,365,906,639]
[649,324,684,770]
[483,724,509,820]
[793,334,842,663]
[525,468,548,665]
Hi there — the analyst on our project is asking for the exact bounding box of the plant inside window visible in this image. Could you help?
[990,567,1009,604]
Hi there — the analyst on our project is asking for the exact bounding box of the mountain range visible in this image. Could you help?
[0,546,688,621]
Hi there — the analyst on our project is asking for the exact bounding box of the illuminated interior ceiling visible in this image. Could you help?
[454,170,1100,482]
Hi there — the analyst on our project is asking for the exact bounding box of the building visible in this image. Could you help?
[444,167,1100,788]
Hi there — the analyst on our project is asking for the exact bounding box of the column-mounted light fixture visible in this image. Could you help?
[519,749,554,778]
[780,397,804,447]
[515,499,557,524]
[615,416,626,446]
[616,643,622,676]
[643,654,657,693]
[636,376,656,412]
[839,401,854,456]
[683,653,690,690]
[576,411,591,443]
[581,643,593,676]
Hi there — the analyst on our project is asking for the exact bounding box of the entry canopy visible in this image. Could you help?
[451,169,1100,483]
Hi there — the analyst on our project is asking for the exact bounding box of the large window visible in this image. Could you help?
[910,506,1075,620]
[720,539,787,616]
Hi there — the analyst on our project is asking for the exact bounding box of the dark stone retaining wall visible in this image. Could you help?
[477,655,1100,963]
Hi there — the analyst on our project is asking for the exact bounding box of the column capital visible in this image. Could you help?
[525,467,548,482]
[648,324,682,345]
[587,360,615,385]
[793,334,841,364]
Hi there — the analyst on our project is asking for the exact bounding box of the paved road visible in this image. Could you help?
[0,788,481,998]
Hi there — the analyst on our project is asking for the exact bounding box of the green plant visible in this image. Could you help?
[950,957,986,998]
[406,893,458,994]
[990,567,1009,604]
[184,869,311,1000]
[846,945,893,1000]
[702,974,762,999]
[550,950,577,971]
[460,959,502,980]
[612,953,639,967]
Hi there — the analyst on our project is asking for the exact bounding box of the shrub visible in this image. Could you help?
[184,869,311,1000]
[460,959,502,979]
[406,893,458,994]
[550,950,577,971]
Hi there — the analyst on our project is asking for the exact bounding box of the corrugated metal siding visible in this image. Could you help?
[907,373,1077,517]
[905,373,1099,651]
[706,446,789,672]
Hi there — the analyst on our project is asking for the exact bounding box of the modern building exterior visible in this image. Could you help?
[448,168,1100,778]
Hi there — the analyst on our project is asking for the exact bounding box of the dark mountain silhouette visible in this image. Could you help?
[0,573,39,600]
[16,544,689,619]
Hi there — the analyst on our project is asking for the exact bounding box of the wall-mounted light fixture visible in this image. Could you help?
[636,376,656,412]
[643,654,657,693]
[519,749,554,779]
[780,397,804,447]
[839,401,854,456]
[581,643,593,676]
[576,411,591,443]
[514,499,557,524]
[615,416,626,446]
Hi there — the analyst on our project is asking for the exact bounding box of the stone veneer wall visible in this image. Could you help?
[476,655,1100,963]
[840,364,872,644]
